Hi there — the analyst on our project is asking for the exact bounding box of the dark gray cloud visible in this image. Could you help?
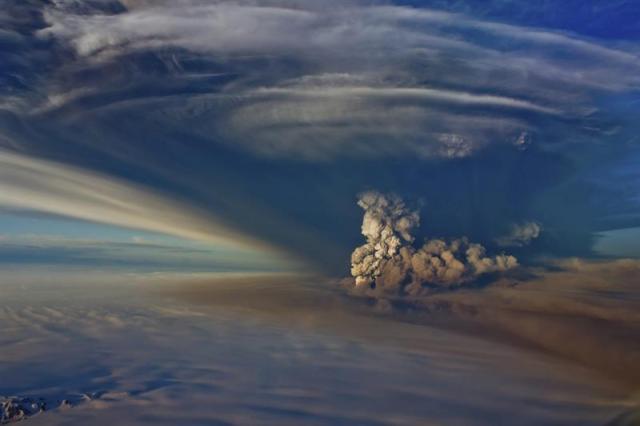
[0,0,639,272]
[0,234,288,272]
[495,221,542,247]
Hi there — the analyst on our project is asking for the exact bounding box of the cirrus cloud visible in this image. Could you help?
[29,0,640,160]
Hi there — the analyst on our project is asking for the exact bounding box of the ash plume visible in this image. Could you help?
[350,191,518,297]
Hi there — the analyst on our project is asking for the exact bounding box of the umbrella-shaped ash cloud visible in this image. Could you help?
[349,191,518,297]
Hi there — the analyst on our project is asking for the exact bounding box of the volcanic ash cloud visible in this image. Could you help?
[350,192,518,296]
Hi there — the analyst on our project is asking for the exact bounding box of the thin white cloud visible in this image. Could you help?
[374,6,640,64]
[255,86,559,115]
[40,2,640,91]
[0,149,282,256]
[224,91,529,160]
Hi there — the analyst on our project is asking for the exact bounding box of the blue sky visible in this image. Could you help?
[1,0,639,273]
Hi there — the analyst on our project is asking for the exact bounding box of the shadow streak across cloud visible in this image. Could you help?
[0,149,296,268]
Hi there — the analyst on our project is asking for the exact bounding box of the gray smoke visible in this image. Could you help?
[495,222,542,247]
[350,192,518,297]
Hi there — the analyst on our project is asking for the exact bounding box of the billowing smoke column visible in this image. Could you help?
[350,191,518,296]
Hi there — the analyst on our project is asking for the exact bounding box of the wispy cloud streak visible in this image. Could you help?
[0,149,278,254]
[29,0,640,160]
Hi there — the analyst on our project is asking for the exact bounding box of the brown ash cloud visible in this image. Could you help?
[349,191,518,297]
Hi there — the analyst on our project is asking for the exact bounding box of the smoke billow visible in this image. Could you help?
[495,222,542,247]
[350,192,518,297]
